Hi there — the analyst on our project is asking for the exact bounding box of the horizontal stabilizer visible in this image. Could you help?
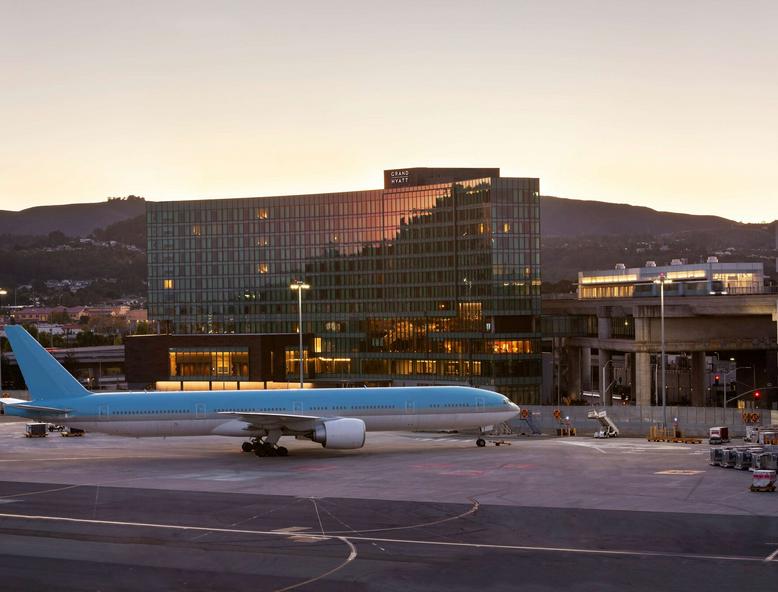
[13,403,71,414]
[0,398,27,407]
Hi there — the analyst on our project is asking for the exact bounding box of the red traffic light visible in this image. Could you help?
[754,391,761,399]
[714,374,721,385]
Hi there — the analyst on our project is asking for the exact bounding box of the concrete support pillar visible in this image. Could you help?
[635,351,652,407]
[567,345,582,399]
[691,351,706,407]
[598,317,611,340]
[600,349,613,405]
[626,352,635,403]
[581,347,592,393]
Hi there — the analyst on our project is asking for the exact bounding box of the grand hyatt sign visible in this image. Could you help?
[388,170,410,185]
[382,167,501,190]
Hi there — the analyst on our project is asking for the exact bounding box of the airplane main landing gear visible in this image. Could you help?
[244,434,288,457]
[476,438,486,447]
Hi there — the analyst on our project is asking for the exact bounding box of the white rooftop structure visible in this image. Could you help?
[577,260,765,299]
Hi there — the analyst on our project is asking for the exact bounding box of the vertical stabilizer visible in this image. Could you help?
[4,325,89,400]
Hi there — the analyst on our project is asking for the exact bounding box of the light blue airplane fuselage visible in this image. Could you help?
[1,325,520,447]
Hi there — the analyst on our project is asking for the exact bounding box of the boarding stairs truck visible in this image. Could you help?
[587,409,620,438]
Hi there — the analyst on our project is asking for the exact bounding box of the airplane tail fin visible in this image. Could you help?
[4,325,89,401]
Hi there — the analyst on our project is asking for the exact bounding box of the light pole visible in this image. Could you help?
[721,366,755,409]
[653,274,671,428]
[463,277,472,383]
[289,280,310,388]
[0,288,6,393]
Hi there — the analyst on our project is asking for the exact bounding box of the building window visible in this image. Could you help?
[163,279,174,289]
[256,208,269,219]
[192,225,202,237]
[168,348,249,379]
[257,263,269,274]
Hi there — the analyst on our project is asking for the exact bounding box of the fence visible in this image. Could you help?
[509,405,777,438]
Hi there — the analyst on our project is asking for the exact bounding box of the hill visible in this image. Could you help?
[0,196,147,237]
[0,193,773,299]
[540,195,742,237]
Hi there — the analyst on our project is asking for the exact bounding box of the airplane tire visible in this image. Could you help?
[266,446,278,457]
[277,446,288,457]
[476,438,486,448]
[254,447,267,457]
[241,442,253,453]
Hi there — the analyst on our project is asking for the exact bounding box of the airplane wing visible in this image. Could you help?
[216,411,325,431]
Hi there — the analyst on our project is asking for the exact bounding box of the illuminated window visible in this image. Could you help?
[502,223,511,233]
[163,279,174,289]
[256,208,269,219]
[492,340,532,354]
[257,263,269,274]
[168,348,249,379]
[191,225,202,236]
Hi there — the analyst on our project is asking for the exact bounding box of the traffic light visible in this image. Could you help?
[714,374,720,386]
[754,391,761,400]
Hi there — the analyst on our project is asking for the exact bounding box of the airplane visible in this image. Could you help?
[0,325,520,456]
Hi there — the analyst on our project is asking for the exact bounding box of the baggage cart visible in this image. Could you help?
[25,423,48,438]
[750,470,776,492]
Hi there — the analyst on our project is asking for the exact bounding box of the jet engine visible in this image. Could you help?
[312,418,366,449]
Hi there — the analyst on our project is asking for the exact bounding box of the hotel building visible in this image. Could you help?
[146,168,541,403]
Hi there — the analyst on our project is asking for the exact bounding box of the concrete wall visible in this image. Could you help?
[509,405,773,438]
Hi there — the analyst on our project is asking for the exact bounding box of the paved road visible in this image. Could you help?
[0,422,776,590]
[1,479,776,591]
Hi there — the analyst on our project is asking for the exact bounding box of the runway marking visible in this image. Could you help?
[0,512,766,564]
[324,498,480,535]
[558,441,607,454]
[765,548,778,562]
[655,470,704,475]
[0,511,356,592]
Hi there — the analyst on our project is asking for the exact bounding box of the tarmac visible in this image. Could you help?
[0,417,776,591]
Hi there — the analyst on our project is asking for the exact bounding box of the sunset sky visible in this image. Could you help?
[2,0,776,222]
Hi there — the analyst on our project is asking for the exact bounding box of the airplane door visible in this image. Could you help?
[98,405,109,419]
[404,400,417,429]
[195,403,206,418]
[476,397,485,411]
[293,401,303,414]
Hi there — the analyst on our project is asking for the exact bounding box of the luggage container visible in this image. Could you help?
[759,431,777,445]
[734,448,763,470]
[715,447,733,467]
[722,448,741,468]
[752,452,777,471]
[709,447,724,466]
[24,423,48,438]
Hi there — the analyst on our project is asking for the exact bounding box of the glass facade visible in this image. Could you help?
[147,171,542,403]
[168,347,249,380]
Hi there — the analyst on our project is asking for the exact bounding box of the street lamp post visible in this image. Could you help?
[653,274,671,428]
[289,281,310,389]
[0,288,6,393]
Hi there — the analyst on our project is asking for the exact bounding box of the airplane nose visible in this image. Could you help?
[510,402,520,413]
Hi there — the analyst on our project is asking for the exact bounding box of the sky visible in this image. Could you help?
[1,0,776,222]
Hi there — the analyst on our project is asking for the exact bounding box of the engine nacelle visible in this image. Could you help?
[312,418,366,449]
